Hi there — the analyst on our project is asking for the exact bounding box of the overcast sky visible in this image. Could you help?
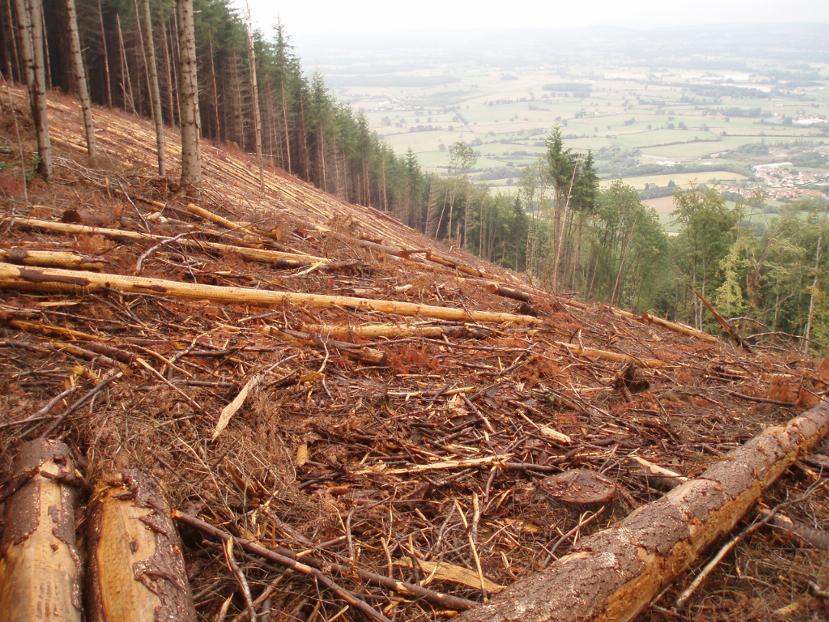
[241,0,828,35]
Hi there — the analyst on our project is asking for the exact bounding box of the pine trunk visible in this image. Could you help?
[176,0,200,187]
[96,0,111,107]
[38,4,48,88]
[244,3,264,190]
[2,0,17,81]
[21,0,51,179]
[12,0,33,94]
[280,78,292,173]
[168,11,180,125]
[64,0,96,161]
[159,11,174,126]
[115,13,134,113]
[140,0,165,176]
[208,36,220,140]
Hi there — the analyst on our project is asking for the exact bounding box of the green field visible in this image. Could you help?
[608,171,748,190]
[315,35,829,196]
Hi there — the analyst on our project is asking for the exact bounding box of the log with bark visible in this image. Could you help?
[0,439,82,622]
[611,307,718,344]
[456,401,829,622]
[85,470,196,622]
[0,263,543,326]
[0,247,104,270]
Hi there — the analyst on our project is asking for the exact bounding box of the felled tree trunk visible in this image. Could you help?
[457,402,829,622]
[86,471,196,622]
[0,439,82,622]
[0,263,543,326]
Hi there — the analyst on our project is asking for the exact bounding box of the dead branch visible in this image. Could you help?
[172,511,477,612]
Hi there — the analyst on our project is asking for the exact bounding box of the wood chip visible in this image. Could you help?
[394,558,504,593]
[212,375,260,441]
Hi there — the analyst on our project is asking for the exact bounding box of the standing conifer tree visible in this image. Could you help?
[176,0,200,187]
[65,0,96,161]
[141,0,165,176]
[244,1,264,190]
[16,0,51,179]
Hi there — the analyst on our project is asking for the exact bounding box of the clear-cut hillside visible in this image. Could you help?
[1,87,827,621]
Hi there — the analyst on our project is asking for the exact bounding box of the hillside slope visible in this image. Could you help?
[1,88,827,621]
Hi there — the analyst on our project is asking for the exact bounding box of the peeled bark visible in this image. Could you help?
[86,471,196,622]
[0,439,82,622]
[176,0,200,187]
[140,0,165,176]
[0,262,543,326]
[457,402,829,622]
[64,0,97,160]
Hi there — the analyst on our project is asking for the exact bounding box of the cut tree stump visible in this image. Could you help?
[86,471,196,622]
[539,469,618,506]
[0,439,82,622]
[456,401,829,622]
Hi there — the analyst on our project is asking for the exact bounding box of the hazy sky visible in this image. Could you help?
[242,0,828,35]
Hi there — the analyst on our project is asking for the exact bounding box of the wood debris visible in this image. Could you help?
[1,86,828,622]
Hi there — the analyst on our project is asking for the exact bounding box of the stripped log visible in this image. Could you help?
[6,217,330,267]
[456,401,829,622]
[0,439,82,622]
[554,341,667,369]
[301,322,490,340]
[611,307,718,344]
[0,263,542,326]
[185,202,281,241]
[271,327,387,365]
[0,248,104,270]
[86,471,196,622]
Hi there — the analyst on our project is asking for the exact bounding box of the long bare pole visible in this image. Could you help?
[64,0,97,161]
[244,0,264,190]
[96,0,112,107]
[140,0,165,176]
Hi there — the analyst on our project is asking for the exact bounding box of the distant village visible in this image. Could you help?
[716,162,829,202]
